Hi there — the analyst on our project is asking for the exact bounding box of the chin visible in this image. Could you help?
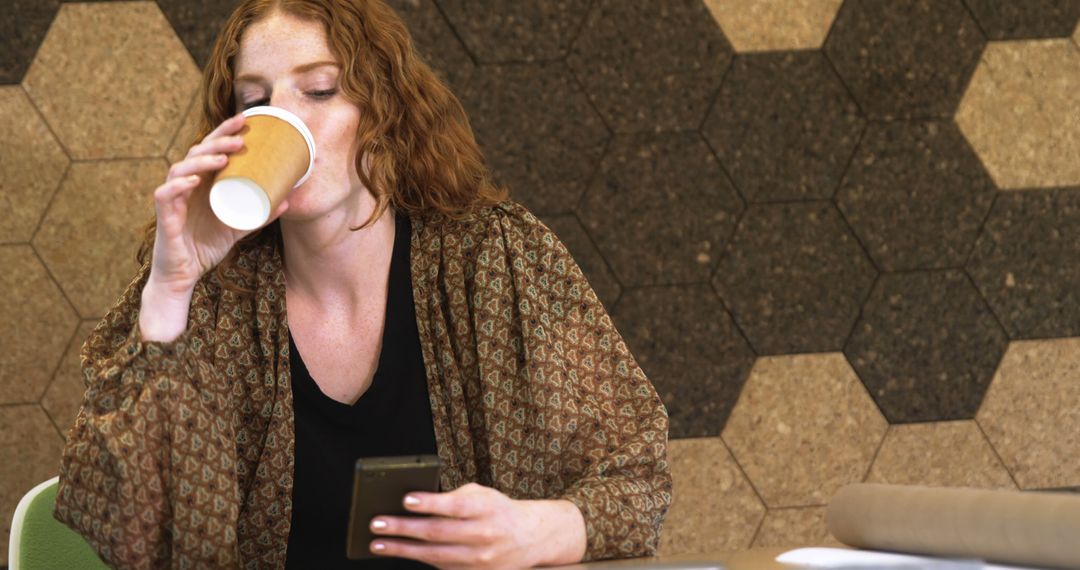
[280,190,351,223]
[280,202,329,222]
[277,190,318,220]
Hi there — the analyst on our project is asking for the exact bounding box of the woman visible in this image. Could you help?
[54,0,671,568]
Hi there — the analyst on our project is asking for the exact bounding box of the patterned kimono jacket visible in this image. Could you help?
[54,201,672,569]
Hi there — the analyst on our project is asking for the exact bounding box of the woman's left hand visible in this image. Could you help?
[369,482,586,569]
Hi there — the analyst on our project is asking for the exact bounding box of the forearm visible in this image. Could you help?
[523,499,587,567]
[60,373,241,568]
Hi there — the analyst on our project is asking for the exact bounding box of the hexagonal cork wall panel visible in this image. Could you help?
[845,271,1008,423]
[660,437,765,556]
[612,285,755,439]
[0,0,60,84]
[22,2,200,160]
[824,0,985,120]
[435,0,591,63]
[164,73,204,165]
[387,0,475,94]
[702,51,864,203]
[540,215,620,310]
[703,0,844,52]
[978,338,1080,489]
[964,0,1080,40]
[578,132,743,287]
[0,86,69,243]
[967,187,1080,340]
[722,353,887,508]
[42,320,98,440]
[567,0,734,132]
[955,39,1080,190]
[166,93,202,166]
[32,159,159,319]
[155,0,243,69]
[865,421,1016,489]
[459,62,609,216]
[752,507,841,550]
[0,405,66,562]
[836,121,996,272]
[0,245,78,405]
[713,202,876,355]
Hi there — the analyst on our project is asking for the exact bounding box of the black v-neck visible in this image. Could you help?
[288,211,410,416]
[285,212,437,569]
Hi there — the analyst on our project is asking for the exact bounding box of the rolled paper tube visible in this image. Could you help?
[826,483,1080,569]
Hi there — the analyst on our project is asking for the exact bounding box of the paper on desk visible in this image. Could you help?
[775,548,1040,570]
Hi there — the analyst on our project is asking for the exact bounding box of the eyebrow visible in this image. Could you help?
[235,60,340,84]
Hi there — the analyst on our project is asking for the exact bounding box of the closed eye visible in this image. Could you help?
[241,98,268,110]
[240,89,338,110]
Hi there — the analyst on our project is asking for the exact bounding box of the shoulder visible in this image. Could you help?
[215,234,282,289]
[413,200,596,304]
[414,199,562,256]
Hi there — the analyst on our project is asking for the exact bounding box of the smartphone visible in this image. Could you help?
[346,454,443,560]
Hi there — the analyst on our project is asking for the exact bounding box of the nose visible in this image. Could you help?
[267,93,310,125]
[268,94,288,109]
[264,93,317,161]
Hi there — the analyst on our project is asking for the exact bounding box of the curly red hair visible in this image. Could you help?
[138,0,507,290]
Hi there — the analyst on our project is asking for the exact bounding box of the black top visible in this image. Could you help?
[285,213,438,569]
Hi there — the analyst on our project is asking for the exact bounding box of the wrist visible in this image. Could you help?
[521,499,587,567]
[139,277,195,343]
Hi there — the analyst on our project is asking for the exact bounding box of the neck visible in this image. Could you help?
[280,194,395,308]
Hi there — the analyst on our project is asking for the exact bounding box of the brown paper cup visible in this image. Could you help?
[209,106,315,230]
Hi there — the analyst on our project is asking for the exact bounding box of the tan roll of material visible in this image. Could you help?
[826,483,1080,569]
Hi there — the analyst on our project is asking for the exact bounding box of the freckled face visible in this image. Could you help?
[232,12,367,220]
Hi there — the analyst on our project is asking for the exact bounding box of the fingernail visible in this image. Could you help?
[188,175,199,183]
[372,542,386,552]
[404,495,421,506]
[370,519,387,530]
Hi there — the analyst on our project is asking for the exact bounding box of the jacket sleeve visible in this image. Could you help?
[486,202,673,561]
[54,262,241,569]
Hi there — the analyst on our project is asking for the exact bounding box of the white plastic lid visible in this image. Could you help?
[209,177,271,231]
[241,105,317,187]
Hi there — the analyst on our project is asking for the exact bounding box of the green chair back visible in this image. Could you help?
[9,477,109,570]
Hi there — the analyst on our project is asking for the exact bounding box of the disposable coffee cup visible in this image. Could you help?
[209,106,316,230]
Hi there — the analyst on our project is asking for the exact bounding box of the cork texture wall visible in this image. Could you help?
[1,0,1078,561]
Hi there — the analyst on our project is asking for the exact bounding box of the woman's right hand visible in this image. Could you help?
[148,112,288,296]
[139,112,289,342]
